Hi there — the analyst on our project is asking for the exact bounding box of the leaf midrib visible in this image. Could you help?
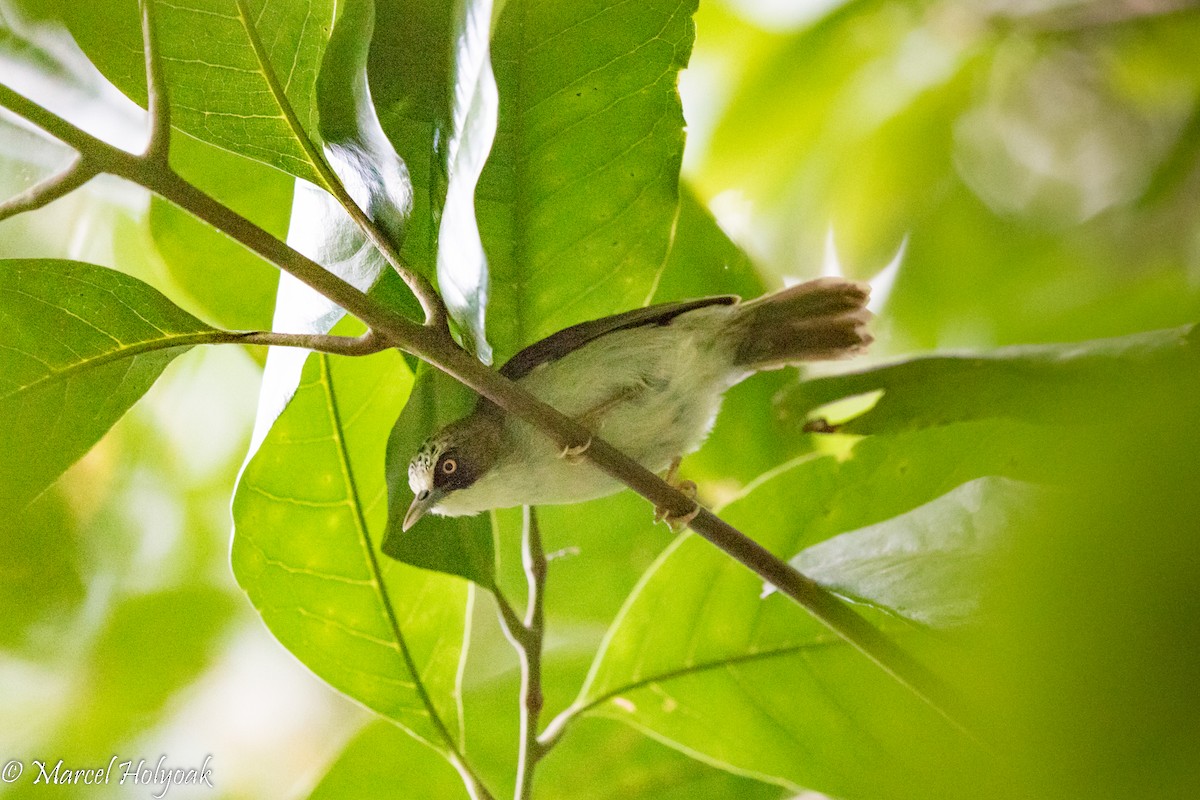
[0,330,219,403]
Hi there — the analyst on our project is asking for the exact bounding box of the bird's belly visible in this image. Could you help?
[431,317,737,516]
[434,378,725,516]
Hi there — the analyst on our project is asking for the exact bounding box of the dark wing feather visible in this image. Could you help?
[499,296,740,380]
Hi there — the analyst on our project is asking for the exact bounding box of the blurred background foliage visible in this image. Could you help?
[1,0,1198,797]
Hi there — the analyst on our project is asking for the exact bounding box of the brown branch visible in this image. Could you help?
[0,155,96,223]
[491,508,549,799]
[209,329,387,355]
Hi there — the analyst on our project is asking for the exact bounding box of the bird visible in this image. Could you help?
[402,277,872,531]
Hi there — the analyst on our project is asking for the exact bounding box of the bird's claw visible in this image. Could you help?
[559,437,592,463]
[655,457,700,531]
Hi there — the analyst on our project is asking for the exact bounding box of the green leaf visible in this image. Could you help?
[231,346,469,746]
[536,717,788,800]
[368,0,455,274]
[790,477,1039,627]
[780,324,1200,435]
[0,258,212,511]
[382,364,495,587]
[275,0,415,339]
[382,1,702,582]
[150,131,290,331]
[478,0,699,361]
[572,423,1065,797]
[64,0,336,183]
[309,720,468,800]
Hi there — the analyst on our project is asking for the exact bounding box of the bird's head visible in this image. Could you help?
[403,413,500,530]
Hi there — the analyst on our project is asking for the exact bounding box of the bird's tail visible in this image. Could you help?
[730,277,873,370]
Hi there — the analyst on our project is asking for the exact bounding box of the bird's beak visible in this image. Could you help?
[403,489,442,532]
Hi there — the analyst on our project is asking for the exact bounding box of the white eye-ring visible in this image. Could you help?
[441,458,458,475]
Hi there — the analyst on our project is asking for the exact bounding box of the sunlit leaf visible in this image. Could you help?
[0,258,212,511]
[232,346,469,746]
[790,477,1040,627]
[64,0,336,183]
[572,422,1072,797]
[383,1,700,582]
[244,0,414,492]
[478,0,699,361]
[780,324,1200,434]
[435,0,498,362]
[309,719,468,800]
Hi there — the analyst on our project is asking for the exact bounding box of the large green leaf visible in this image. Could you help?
[309,720,468,800]
[478,0,700,361]
[64,0,336,183]
[243,0,417,531]
[780,324,1200,434]
[790,476,1039,627]
[0,258,213,511]
[231,346,470,747]
[569,421,1074,798]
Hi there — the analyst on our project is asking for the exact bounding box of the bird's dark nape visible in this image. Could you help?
[731,277,873,370]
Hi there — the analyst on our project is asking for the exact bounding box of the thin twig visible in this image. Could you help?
[0,155,96,223]
[493,508,548,800]
[0,81,976,743]
[518,507,547,798]
[211,329,387,355]
[139,0,171,162]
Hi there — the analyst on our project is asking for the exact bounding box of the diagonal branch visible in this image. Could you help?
[0,155,96,223]
[139,0,171,162]
[0,81,975,744]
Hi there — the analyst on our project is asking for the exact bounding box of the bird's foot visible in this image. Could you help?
[655,457,701,532]
[803,417,841,434]
[559,437,592,463]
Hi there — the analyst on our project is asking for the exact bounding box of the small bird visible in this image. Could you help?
[403,277,872,530]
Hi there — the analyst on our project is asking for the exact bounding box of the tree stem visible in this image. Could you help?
[493,508,548,800]
[516,507,547,799]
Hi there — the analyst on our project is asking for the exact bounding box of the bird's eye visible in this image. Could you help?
[441,458,458,475]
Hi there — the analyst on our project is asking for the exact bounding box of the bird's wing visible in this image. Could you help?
[499,296,740,380]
